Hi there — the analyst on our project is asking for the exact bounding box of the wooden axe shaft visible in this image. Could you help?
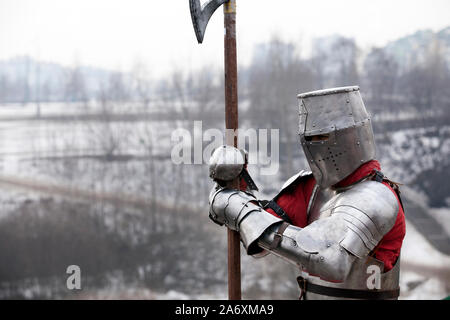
[224,0,241,300]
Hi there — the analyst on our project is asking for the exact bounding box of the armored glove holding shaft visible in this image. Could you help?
[208,184,283,254]
[208,144,256,229]
[208,145,283,250]
[208,186,259,230]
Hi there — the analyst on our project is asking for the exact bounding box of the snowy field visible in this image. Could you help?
[0,102,448,300]
[400,220,450,299]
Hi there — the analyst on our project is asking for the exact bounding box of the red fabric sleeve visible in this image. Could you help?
[373,182,406,271]
[266,176,316,228]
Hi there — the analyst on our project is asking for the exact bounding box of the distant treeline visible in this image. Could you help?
[0,32,449,114]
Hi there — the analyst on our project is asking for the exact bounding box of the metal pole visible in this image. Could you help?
[223,0,241,300]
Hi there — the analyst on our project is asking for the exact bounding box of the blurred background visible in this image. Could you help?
[0,0,449,299]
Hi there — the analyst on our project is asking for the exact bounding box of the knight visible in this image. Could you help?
[208,86,406,300]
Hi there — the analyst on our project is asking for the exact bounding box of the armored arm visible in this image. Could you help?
[209,181,399,282]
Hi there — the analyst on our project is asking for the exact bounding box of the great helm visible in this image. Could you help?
[297,86,376,188]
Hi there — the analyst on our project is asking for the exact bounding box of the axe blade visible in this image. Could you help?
[189,0,228,43]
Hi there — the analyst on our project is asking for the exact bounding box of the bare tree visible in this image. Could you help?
[87,74,132,161]
[399,37,449,112]
[0,74,9,103]
[64,63,88,107]
[310,49,328,89]
[192,66,220,116]
[330,37,360,87]
[169,68,193,119]
[106,71,130,103]
[131,60,152,109]
[364,47,399,108]
[22,56,31,105]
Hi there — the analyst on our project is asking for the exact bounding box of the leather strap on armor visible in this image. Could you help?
[371,170,405,211]
[264,200,292,224]
[296,276,400,300]
[269,222,290,250]
[372,170,384,182]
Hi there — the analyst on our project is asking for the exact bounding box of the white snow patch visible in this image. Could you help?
[402,219,450,269]
[428,207,450,236]
[399,219,450,299]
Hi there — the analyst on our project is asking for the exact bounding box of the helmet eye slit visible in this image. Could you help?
[305,134,330,142]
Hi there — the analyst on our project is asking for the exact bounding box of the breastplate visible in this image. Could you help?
[307,184,338,223]
[304,182,401,300]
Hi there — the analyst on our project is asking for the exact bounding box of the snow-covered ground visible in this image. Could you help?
[0,102,448,300]
[429,207,450,236]
[400,219,450,299]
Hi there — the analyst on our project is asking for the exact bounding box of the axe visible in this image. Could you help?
[189,0,241,299]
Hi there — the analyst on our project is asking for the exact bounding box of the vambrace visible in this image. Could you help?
[252,215,356,282]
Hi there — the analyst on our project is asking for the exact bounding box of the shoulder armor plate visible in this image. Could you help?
[278,170,312,195]
[334,181,399,258]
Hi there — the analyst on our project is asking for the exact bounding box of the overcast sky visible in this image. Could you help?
[1,0,449,77]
